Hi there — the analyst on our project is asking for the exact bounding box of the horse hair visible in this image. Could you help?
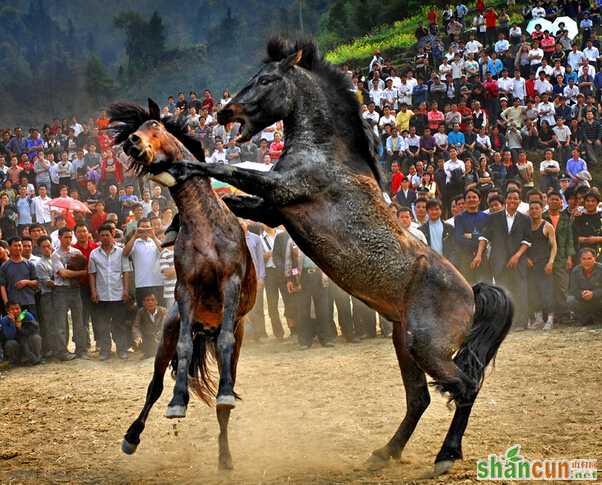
[107,102,206,162]
[264,37,383,189]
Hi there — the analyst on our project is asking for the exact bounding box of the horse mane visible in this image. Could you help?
[265,37,383,189]
[107,102,206,162]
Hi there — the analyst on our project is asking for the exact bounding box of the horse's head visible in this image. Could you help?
[217,38,308,142]
[109,99,203,187]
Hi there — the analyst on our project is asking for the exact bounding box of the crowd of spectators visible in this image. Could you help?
[2,0,602,362]
[353,0,602,333]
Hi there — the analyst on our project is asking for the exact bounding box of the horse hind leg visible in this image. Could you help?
[215,277,242,409]
[216,322,243,471]
[367,320,431,470]
[216,278,243,470]
[166,285,194,418]
[122,305,179,454]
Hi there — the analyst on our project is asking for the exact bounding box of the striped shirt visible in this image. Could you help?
[160,248,176,301]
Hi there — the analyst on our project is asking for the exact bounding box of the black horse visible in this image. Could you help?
[166,38,513,477]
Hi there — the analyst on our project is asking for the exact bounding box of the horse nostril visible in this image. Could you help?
[129,133,141,144]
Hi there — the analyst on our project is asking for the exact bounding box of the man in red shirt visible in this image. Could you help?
[72,223,99,352]
[427,7,438,26]
[484,7,497,44]
[525,71,537,99]
[201,89,214,113]
[390,161,404,196]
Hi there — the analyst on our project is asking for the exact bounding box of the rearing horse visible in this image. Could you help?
[168,39,513,476]
[108,100,257,470]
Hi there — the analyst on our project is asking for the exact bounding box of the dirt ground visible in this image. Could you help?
[1,326,601,484]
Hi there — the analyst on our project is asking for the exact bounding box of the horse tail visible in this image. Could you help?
[436,282,513,406]
[170,332,217,406]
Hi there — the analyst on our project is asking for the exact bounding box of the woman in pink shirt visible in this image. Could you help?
[427,102,445,131]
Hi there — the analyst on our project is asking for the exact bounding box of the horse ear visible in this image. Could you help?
[280,49,303,71]
[148,98,161,120]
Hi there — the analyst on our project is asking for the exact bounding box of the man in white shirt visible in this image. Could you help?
[465,35,483,56]
[123,218,164,308]
[578,59,596,77]
[494,33,510,54]
[535,59,554,78]
[567,45,586,71]
[528,44,544,67]
[497,69,514,97]
[563,78,580,104]
[207,140,228,164]
[583,41,599,63]
[362,102,380,133]
[531,5,546,18]
[537,93,556,126]
[378,105,397,128]
[443,147,465,183]
[512,72,526,102]
[31,185,52,229]
[89,223,131,360]
[535,72,553,95]
[51,227,88,358]
[397,206,427,244]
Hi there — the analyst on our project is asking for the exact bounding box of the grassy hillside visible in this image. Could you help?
[324,1,521,66]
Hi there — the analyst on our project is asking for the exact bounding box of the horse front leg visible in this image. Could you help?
[172,161,304,205]
[122,304,179,454]
[166,284,194,418]
[221,194,284,228]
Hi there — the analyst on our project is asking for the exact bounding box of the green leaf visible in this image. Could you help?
[506,445,521,460]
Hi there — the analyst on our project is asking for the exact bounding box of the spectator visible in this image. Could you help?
[419,198,454,257]
[0,237,38,316]
[568,248,602,326]
[543,191,575,318]
[89,223,131,360]
[0,301,42,366]
[474,190,532,329]
[526,200,557,330]
[52,227,88,359]
[123,218,164,307]
[132,293,167,359]
[31,184,52,230]
[573,191,602,254]
[397,206,428,244]
[285,239,333,349]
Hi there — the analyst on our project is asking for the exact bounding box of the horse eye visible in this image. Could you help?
[259,77,272,86]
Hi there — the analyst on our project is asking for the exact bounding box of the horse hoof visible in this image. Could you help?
[366,451,390,471]
[216,394,236,410]
[218,455,234,471]
[165,405,187,419]
[428,460,456,477]
[121,439,138,455]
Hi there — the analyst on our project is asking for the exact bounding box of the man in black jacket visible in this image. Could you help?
[395,177,417,207]
[473,189,532,328]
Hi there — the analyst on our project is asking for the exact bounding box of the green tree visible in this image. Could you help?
[85,55,114,104]
[147,11,166,64]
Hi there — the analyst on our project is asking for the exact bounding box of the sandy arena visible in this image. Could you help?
[1,326,601,484]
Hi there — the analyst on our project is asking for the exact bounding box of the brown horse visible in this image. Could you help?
[167,39,514,476]
[108,100,257,470]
